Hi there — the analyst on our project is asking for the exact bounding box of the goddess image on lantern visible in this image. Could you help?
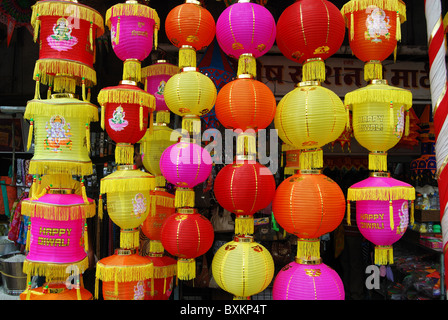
[48,18,78,51]
[365,7,391,42]
[109,106,129,132]
[133,280,146,300]
[44,115,72,152]
[132,193,147,218]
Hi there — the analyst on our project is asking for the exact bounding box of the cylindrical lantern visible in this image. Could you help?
[105,0,160,82]
[216,0,276,77]
[31,0,104,95]
[145,253,177,300]
[273,257,344,300]
[100,165,155,249]
[160,208,214,280]
[24,94,98,176]
[211,235,274,300]
[21,281,93,300]
[213,160,276,235]
[95,248,153,300]
[347,172,415,265]
[98,80,155,165]
[272,170,346,259]
[275,0,345,82]
[341,0,407,81]
[345,79,413,172]
[274,81,347,170]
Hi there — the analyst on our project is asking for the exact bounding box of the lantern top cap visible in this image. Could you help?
[176,208,197,215]
[237,74,254,79]
[370,172,390,178]
[297,81,321,88]
[234,235,254,242]
[295,257,323,265]
[119,80,138,87]
[185,0,201,5]
[298,169,322,175]
[181,67,198,73]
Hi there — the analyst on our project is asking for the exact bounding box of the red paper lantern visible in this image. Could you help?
[145,254,177,300]
[160,209,214,280]
[141,189,175,242]
[275,0,345,81]
[213,160,276,235]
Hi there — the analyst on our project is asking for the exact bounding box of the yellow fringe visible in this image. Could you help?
[389,100,395,131]
[89,22,94,51]
[27,119,34,151]
[150,193,175,216]
[139,105,144,131]
[347,200,351,226]
[115,143,135,165]
[340,0,407,24]
[98,195,104,220]
[29,176,37,200]
[410,200,414,226]
[237,54,256,78]
[101,105,105,130]
[105,2,160,30]
[156,111,171,125]
[33,15,40,42]
[374,245,394,265]
[25,275,32,300]
[34,59,97,88]
[181,116,201,137]
[25,99,98,122]
[296,238,320,260]
[153,263,177,279]
[81,180,89,204]
[347,186,415,202]
[396,11,402,41]
[86,122,91,153]
[179,46,197,69]
[82,78,86,101]
[120,229,140,249]
[405,110,409,137]
[53,76,76,94]
[389,200,394,230]
[98,87,155,110]
[123,59,142,83]
[23,257,89,280]
[177,258,196,281]
[345,106,351,130]
[299,148,323,170]
[21,200,96,220]
[95,261,153,283]
[175,188,195,208]
[368,152,388,172]
[149,240,165,254]
[84,222,89,252]
[141,64,179,79]
[344,83,413,109]
[100,169,155,194]
[26,221,31,252]
[302,58,326,82]
[364,61,382,82]
[155,175,166,188]
[34,75,41,100]
[47,86,52,99]
[350,12,354,41]
[235,216,254,235]
[236,132,257,156]
[29,160,93,177]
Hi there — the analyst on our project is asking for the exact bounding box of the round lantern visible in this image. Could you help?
[211,235,274,300]
[347,172,415,265]
[274,81,347,170]
[106,0,160,82]
[165,0,215,68]
[24,94,98,176]
[95,248,153,300]
[159,140,213,208]
[100,165,155,249]
[160,208,214,280]
[272,257,345,300]
[164,67,217,119]
[345,79,413,172]
[216,0,276,77]
[272,170,346,259]
[21,281,93,300]
[145,252,177,300]
[275,0,345,82]
[98,80,155,165]
[213,160,276,235]
[215,74,276,132]
[341,0,407,81]
[31,0,104,95]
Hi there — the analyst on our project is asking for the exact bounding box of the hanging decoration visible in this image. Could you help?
[340,0,407,82]
[105,0,160,82]
[144,252,177,300]
[20,281,93,300]
[347,172,415,265]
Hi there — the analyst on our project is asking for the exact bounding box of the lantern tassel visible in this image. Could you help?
[98,195,104,220]
[25,276,32,300]
[396,11,401,42]
[181,116,201,137]
[302,58,326,82]
[345,106,350,130]
[76,283,82,300]
[84,222,89,252]
[368,152,388,172]
[299,149,323,170]
[33,16,40,42]
[347,200,351,226]
[120,228,140,249]
[405,109,410,137]
[89,22,94,51]
[179,46,196,69]
[389,200,394,230]
[86,123,91,153]
[296,238,320,260]
[410,200,414,226]
[94,277,99,300]
[144,78,148,92]
[47,86,52,99]
[374,245,394,265]
[81,180,89,204]
[235,216,254,235]
[29,176,37,199]
[123,59,142,83]
[25,221,31,252]
[236,133,256,156]
[27,119,34,151]
[101,105,105,130]
[139,105,144,131]
[149,240,164,254]
[237,54,256,78]
[364,61,382,82]
[34,76,41,100]
[154,27,158,50]
[175,188,195,208]
[177,258,196,281]
[115,143,134,165]
[389,100,394,131]
[350,12,354,41]
[82,78,87,101]
[156,111,170,125]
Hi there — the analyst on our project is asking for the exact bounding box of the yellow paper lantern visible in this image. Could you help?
[345,79,413,171]
[211,235,274,300]
[24,94,98,176]
[100,165,155,249]
[274,81,347,169]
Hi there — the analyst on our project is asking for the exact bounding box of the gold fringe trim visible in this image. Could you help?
[340,0,407,24]
[153,264,177,279]
[368,152,388,172]
[296,238,320,260]
[235,216,254,235]
[347,200,351,226]
[98,195,104,220]
[29,160,93,176]
[105,2,160,30]
[33,59,97,87]
[405,110,409,137]
[120,229,140,249]
[236,132,257,156]
[21,200,95,220]
[156,111,171,125]
[23,257,89,280]
[177,258,196,281]
[364,61,383,82]
[299,148,323,170]
[115,143,135,165]
[123,59,142,83]
[374,245,394,265]
[24,99,98,122]
[141,64,179,79]
[410,200,414,226]
[181,116,201,137]
[179,47,197,69]
[237,54,256,78]
[302,58,326,82]
[98,87,155,110]
[26,221,31,252]
[150,193,175,216]
[155,175,166,188]
[54,76,76,94]
[347,186,415,201]
[27,119,34,151]
[149,240,164,254]
[175,188,195,208]
[100,170,155,194]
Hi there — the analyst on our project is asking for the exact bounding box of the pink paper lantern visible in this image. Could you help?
[216,0,276,59]
[159,141,212,188]
[273,259,345,300]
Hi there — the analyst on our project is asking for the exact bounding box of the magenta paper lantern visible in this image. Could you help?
[273,259,345,300]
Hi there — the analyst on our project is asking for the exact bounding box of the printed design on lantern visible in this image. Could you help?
[47,18,78,52]
[232,42,244,51]
[109,106,129,131]
[305,269,322,277]
[133,280,145,300]
[132,193,147,218]
[313,46,330,55]
[393,105,405,139]
[397,201,409,235]
[187,35,200,43]
[111,24,117,47]
[155,80,166,99]
[252,245,263,253]
[257,44,266,52]
[292,51,304,60]
[225,244,237,251]
[44,115,72,152]
[365,6,391,42]
[175,215,188,222]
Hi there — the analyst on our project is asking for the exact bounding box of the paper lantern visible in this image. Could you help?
[164,67,217,119]
[21,281,93,300]
[165,0,215,68]
[31,0,104,95]
[160,209,214,280]
[213,160,276,235]
[275,0,345,82]
[341,0,407,81]
[106,0,160,82]
[145,253,177,300]
[345,79,413,172]
[211,235,274,300]
[216,0,276,77]
[347,172,415,265]
[272,258,344,300]
[24,94,98,176]
[274,81,347,170]
[272,170,345,259]
[98,80,155,165]
[100,165,155,249]
[95,248,153,300]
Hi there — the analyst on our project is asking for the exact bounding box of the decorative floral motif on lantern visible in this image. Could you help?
[211,235,274,300]
[216,0,276,78]
[347,172,415,265]
[275,0,345,82]
[340,0,407,81]
[105,0,160,82]
[344,79,413,172]
[31,0,104,97]
[274,81,347,170]
[273,257,344,300]
[98,80,155,165]
[272,170,346,259]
